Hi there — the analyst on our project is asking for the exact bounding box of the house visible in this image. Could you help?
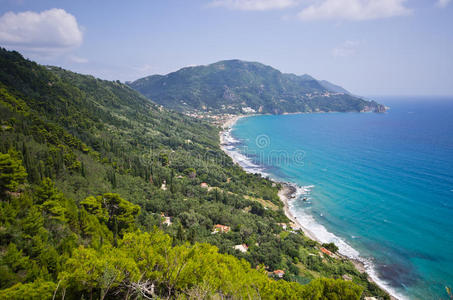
[233,244,248,253]
[161,180,167,190]
[212,224,230,234]
[342,274,352,281]
[161,213,172,226]
[273,270,285,278]
[320,247,333,256]
[200,182,209,188]
[277,223,287,230]
[241,107,256,113]
[163,217,172,226]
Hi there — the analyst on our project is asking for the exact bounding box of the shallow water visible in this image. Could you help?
[230,97,453,299]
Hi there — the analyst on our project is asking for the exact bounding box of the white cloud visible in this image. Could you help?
[298,0,411,21]
[210,0,299,11]
[0,8,83,53]
[332,40,359,57]
[436,0,451,7]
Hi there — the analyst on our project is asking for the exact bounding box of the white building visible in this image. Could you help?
[233,244,249,253]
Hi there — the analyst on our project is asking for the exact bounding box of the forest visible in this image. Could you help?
[0,48,389,299]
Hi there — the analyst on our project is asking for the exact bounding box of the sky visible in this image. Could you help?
[0,0,452,96]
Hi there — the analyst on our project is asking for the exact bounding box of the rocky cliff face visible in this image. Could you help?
[361,102,387,113]
[375,104,387,113]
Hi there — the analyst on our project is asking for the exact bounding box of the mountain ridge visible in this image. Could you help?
[129,59,386,114]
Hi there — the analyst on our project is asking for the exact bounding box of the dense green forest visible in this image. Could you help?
[0,48,389,299]
[128,59,386,114]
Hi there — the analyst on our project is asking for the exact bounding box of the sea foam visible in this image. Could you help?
[221,128,269,176]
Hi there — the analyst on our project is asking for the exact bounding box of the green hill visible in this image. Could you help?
[0,49,388,299]
[129,59,386,114]
[318,80,352,95]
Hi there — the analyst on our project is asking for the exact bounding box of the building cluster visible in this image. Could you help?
[212,224,230,234]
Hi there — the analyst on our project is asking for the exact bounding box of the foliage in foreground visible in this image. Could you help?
[0,154,362,299]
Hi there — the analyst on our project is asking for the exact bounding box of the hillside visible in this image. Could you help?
[0,49,388,299]
[129,59,386,114]
[318,80,351,95]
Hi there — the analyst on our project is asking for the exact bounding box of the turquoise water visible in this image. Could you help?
[230,97,453,299]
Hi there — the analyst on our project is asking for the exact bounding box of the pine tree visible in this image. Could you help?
[0,149,27,195]
[81,161,86,178]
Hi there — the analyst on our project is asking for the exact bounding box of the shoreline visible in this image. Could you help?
[277,182,376,282]
[277,182,369,275]
[277,183,319,241]
[218,113,399,300]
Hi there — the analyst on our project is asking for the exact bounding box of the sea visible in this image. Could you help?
[223,97,453,299]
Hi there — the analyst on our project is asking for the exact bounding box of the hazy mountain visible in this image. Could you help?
[129,59,385,114]
[318,80,351,94]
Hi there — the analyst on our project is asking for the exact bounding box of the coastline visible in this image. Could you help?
[277,182,375,276]
[278,182,374,276]
[218,114,399,300]
[219,114,330,243]
[277,183,319,241]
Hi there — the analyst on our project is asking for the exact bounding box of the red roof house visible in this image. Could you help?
[273,270,285,278]
[321,247,333,256]
[213,224,230,233]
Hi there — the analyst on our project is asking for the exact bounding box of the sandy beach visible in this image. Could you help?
[277,183,319,240]
[219,114,247,166]
[221,114,246,131]
[218,114,397,300]
[278,182,377,283]
[277,182,375,280]
[219,114,320,242]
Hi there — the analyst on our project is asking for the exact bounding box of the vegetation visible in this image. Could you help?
[0,48,389,299]
[128,59,386,114]
[322,242,339,253]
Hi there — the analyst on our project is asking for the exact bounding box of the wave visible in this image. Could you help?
[221,128,270,177]
[287,182,408,300]
[221,125,408,300]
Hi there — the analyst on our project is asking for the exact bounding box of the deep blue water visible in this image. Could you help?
[231,97,453,299]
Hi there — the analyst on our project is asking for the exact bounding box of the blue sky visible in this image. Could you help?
[0,0,452,96]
